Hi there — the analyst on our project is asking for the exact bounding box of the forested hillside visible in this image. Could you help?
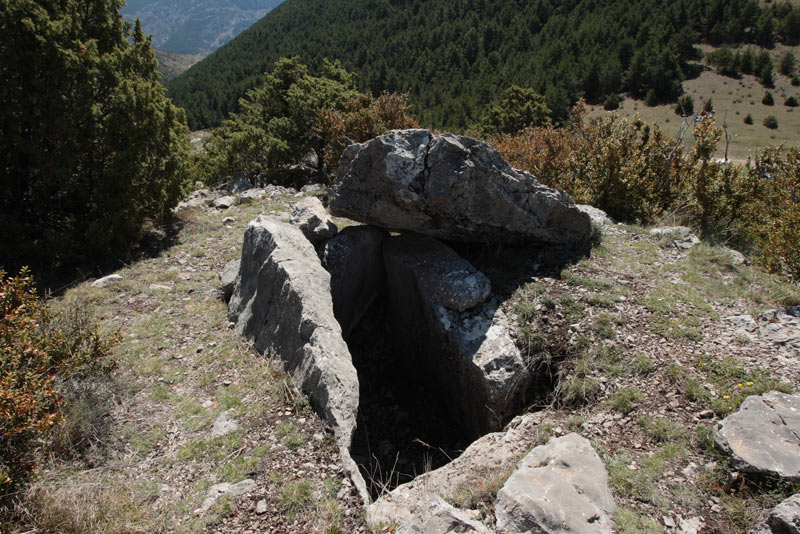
[168,0,800,130]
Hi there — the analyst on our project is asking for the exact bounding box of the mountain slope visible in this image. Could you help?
[155,49,204,81]
[122,0,284,55]
[167,0,799,130]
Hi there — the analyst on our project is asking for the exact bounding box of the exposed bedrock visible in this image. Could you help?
[715,391,800,481]
[495,433,616,534]
[330,129,592,247]
[227,216,367,500]
[383,232,534,439]
[367,417,616,534]
[319,224,390,339]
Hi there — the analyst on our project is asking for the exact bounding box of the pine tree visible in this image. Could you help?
[0,0,189,275]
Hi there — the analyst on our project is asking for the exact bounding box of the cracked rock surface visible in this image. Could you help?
[329,129,592,247]
[495,433,616,534]
[715,391,800,481]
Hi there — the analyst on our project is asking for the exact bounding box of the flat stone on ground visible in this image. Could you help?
[495,433,616,534]
[715,391,800,481]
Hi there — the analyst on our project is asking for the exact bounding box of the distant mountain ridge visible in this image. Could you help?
[122,0,284,55]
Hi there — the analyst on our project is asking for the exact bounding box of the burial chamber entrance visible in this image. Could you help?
[329,232,557,500]
[346,294,472,499]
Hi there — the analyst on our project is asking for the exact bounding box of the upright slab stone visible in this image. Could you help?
[495,433,617,534]
[330,129,592,247]
[383,232,533,438]
[228,216,366,498]
[289,196,338,245]
[715,391,800,481]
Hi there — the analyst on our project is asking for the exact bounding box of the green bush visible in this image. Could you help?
[779,51,796,76]
[763,115,779,129]
[744,113,754,124]
[674,95,694,116]
[762,91,775,105]
[792,75,800,86]
[603,94,622,111]
[0,1,189,275]
[199,57,417,186]
[482,85,551,134]
[785,96,799,107]
[0,269,118,500]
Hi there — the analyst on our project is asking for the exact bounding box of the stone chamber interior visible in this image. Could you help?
[345,242,572,499]
[347,294,472,499]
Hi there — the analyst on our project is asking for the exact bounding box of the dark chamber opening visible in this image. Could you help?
[347,295,471,500]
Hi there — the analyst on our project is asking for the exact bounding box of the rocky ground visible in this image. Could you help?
[11,183,800,534]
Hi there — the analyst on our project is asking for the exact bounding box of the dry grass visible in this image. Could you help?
[587,44,800,160]
[21,471,166,534]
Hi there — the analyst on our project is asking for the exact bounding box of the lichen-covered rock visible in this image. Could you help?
[319,225,389,338]
[218,259,240,302]
[330,129,592,247]
[228,216,366,499]
[367,413,544,534]
[769,494,800,534]
[91,274,122,288]
[383,233,533,438]
[368,487,491,534]
[289,196,338,245]
[495,433,616,534]
[715,391,800,481]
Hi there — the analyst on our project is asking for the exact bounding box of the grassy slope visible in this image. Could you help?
[491,221,800,533]
[587,44,800,161]
[9,194,363,534]
[155,49,205,82]
[9,189,800,533]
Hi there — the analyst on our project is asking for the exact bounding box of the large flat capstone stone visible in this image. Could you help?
[715,391,800,481]
[227,216,365,497]
[330,129,592,247]
[383,232,534,438]
[495,433,617,534]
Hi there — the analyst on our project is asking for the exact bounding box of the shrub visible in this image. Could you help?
[494,104,687,223]
[603,94,621,111]
[200,58,417,186]
[741,148,800,281]
[763,91,775,106]
[779,52,796,76]
[645,89,658,107]
[760,64,775,88]
[793,75,800,86]
[482,85,551,134]
[493,105,800,281]
[674,95,694,116]
[763,115,779,129]
[0,269,118,499]
[744,113,754,124]
[0,3,189,275]
[702,97,714,113]
[315,91,418,171]
[785,96,799,107]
